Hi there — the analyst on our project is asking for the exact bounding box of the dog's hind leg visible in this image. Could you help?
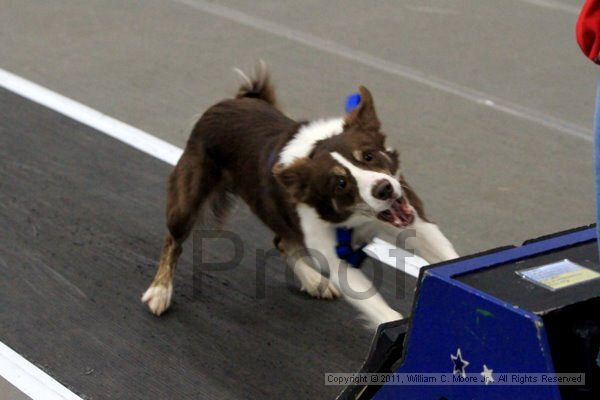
[207,179,236,228]
[142,235,181,315]
[142,148,219,315]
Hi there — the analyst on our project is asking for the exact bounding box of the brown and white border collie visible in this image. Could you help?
[142,63,458,328]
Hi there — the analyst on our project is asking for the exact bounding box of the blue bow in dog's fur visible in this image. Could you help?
[345,93,362,113]
[335,228,367,268]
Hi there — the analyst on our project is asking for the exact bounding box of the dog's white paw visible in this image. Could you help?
[141,283,173,316]
[383,310,404,322]
[301,277,340,299]
[361,308,404,330]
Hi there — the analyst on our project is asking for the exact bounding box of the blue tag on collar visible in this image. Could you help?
[345,93,362,113]
[335,227,367,268]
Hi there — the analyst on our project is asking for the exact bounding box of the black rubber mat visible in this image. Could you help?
[0,88,416,400]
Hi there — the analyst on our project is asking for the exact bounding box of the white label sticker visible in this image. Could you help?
[516,259,600,291]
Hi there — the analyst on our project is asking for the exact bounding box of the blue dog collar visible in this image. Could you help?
[335,227,367,268]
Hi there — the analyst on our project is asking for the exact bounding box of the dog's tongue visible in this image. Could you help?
[378,198,414,227]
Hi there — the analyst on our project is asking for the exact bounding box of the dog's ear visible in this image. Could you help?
[273,159,311,201]
[345,86,381,132]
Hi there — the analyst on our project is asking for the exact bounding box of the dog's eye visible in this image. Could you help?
[336,177,347,190]
[363,152,373,162]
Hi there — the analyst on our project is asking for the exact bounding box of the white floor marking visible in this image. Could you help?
[404,5,459,15]
[172,0,591,142]
[0,341,83,400]
[363,237,429,278]
[0,69,183,166]
[514,0,580,14]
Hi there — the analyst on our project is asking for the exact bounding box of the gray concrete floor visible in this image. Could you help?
[0,0,595,255]
[0,378,29,400]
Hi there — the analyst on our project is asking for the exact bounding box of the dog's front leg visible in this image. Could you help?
[313,241,403,328]
[405,216,459,263]
[357,216,458,264]
[280,240,340,299]
[298,206,402,328]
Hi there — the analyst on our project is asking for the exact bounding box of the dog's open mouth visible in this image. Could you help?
[377,197,414,227]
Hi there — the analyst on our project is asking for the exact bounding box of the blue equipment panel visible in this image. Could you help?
[340,226,599,400]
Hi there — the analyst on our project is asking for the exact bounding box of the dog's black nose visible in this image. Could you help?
[372,180,394,200]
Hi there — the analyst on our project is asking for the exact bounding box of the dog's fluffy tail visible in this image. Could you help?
[233,61,277,107]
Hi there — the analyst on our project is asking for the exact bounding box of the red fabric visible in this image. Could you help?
[577,0,600,63]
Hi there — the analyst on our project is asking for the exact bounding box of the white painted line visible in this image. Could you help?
[404,5,459,16]
[0,69,183,166]
[514,0,580,14]
[0,341,83,400]
[364,237,429,278]
[172,0,591,142]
